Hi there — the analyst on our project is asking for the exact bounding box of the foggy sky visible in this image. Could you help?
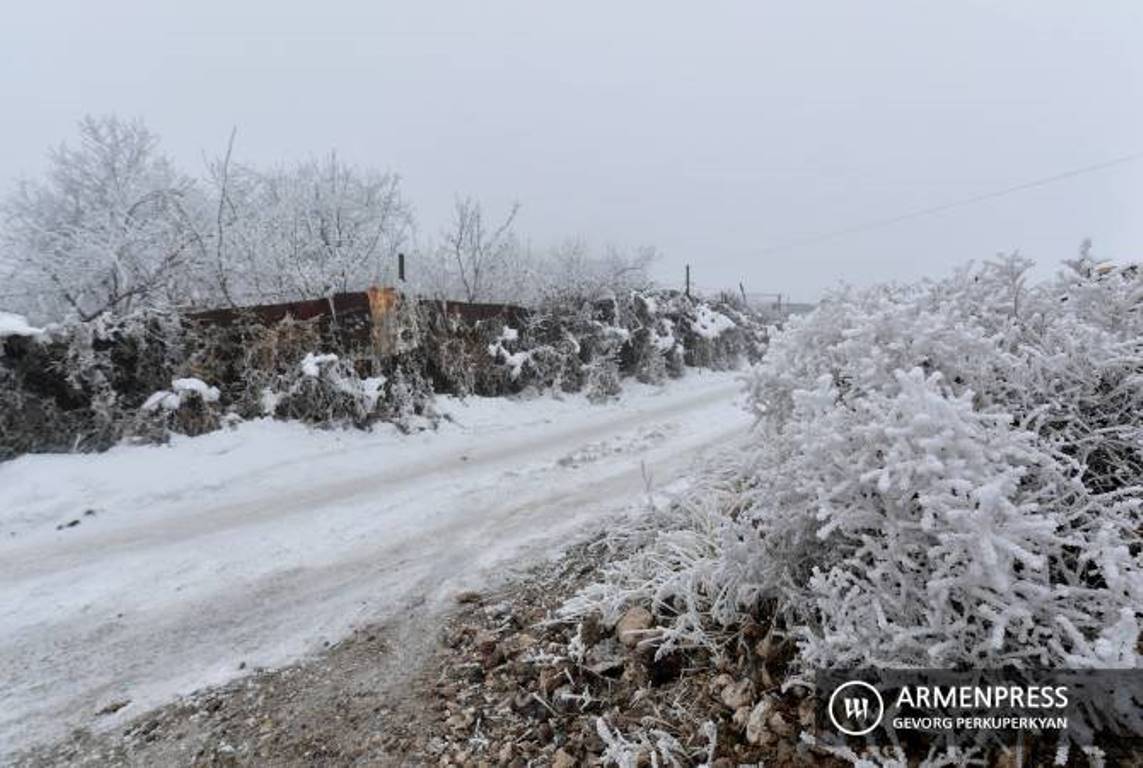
[2,1,1140,301]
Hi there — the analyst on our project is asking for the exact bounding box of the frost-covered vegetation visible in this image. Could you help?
[0,114,774,460]
[0,288,764,460]
[0,115,663,323]
[562,255,1142,762]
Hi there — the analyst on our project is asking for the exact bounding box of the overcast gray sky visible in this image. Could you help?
[2,1,1140,301]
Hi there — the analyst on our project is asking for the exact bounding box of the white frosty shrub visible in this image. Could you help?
[581,320,628,403]
[486,324,533,384]
[136,377,223,439]
[734,256,1143,671]
[560,450,769,656]
[1,308,185,456]
[772,366,1137,668]
[800,734,986,768]
[566,255,1142,679]
[596,718,690,767]
[383,366,438,433]
[141,377,221,412]
[266,352,388,428]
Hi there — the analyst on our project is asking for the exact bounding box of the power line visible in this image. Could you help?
[757,152,1141,256]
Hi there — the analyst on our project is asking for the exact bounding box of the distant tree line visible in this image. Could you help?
[0,115,657,322]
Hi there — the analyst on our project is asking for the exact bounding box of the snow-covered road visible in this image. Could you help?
[0,371,747,756]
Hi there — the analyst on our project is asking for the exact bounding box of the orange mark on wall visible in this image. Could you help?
[367,286,399,317]
[367,285,400,356]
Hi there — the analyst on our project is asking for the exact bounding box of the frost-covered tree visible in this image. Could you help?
[417,230,657,307]
[210,152,413,303]
[437,196,521,303]
[535,239,657,306]
[1,115,205,321]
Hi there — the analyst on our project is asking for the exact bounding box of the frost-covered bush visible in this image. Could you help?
[496,289,765,400]
[382,365,438,432]
[251,348,435,432]
[585,356,623,403]
[134,377,224,440]
[561,450,765,654]
[677,293,765,371]
[264,352,384,427]
[182,312,436,432]
[0,310,184,458]
[625,293,682,384]
[764,366,1138,669]
[190,314,324,419]
[410,287,765,402]
[416,305,520,397]
[568,256,1142,675]
[0,305,444,459]
[485,325,531,387]
[1,284,766,458]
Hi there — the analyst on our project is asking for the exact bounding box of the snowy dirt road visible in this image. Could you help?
[0,372,747,757]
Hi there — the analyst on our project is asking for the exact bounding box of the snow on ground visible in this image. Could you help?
[0,370,748,756]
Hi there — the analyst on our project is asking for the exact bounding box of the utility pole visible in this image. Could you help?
[685,264,691,298]
[397,252,406,282]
